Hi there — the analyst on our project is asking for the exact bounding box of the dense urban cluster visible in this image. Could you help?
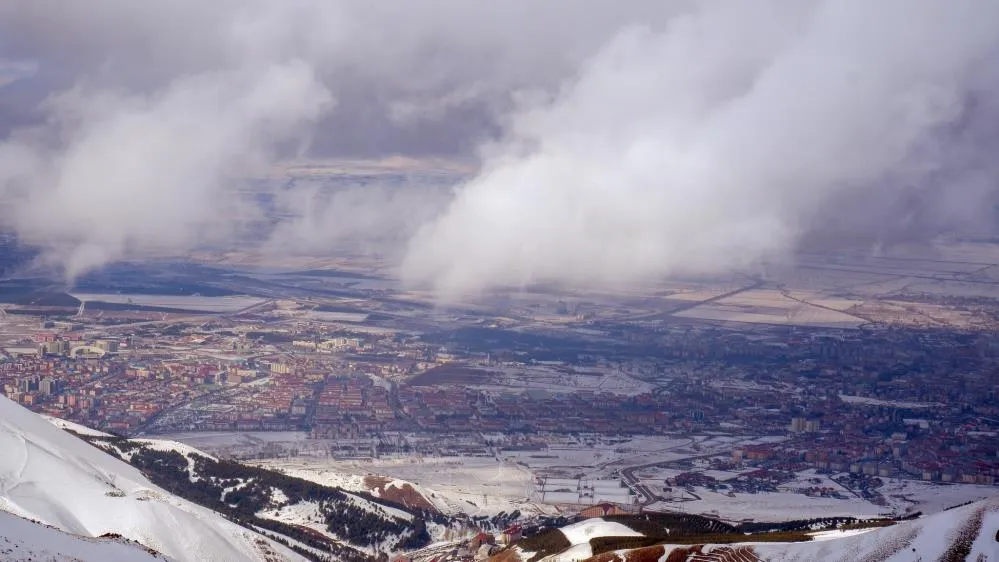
[3,306,997,492]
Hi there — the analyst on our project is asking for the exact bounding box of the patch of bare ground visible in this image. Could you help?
[665,545,761,562]
[364,475,439,513]
[488,547,528,562]
[857,526,919,562]
[583,545,761,562]
[937,505,986,562]
[623,545,665,562]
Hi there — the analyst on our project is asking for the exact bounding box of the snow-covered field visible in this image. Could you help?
[465,365,655,397]
[658,489,889,522]
[672,288,865,328]
[255,458,369,491]
[504,434,783,479]
[878,478,999,514]
[154,430,311,449]
[645,467,999,523]
[259,455,555,517]
[156,429,999,528]
[838,394,942,408]
[70,293,266,312]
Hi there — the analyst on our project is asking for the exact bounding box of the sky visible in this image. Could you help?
[1,0,998,296]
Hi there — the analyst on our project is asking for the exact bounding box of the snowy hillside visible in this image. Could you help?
[494,499,999,562]
[542,519,644,562]
[754,498,999,562]
[570,499,999,562]
[0,510,165,561]
[58,414,450,561]
[0,396,305,562]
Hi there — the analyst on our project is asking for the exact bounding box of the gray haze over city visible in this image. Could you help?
[1,0,999,297]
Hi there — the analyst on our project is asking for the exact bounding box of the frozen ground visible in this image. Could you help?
[150,430,322,458]
[70,293,266,313]
[153,430,310,448]
[653,488,889,522]
[254,459,369,492]
[647,468,999,523]
[475,365,654,397]
[838,394,942,409]
[672,288,865,328]
[878,478,999,514]
[504,434,784,479]
[258,455,557,517]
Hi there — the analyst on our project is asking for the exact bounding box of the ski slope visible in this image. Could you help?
[0,396,305,562]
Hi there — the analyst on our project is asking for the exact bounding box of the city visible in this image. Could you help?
[3,1,999,560]
[1,249,996,535]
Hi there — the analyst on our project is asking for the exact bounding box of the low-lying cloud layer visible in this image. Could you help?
[1,1,998,295]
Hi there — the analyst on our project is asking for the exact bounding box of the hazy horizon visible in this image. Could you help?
[2,0,999,298]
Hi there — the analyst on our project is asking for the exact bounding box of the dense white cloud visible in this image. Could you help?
[0,62,332,279]
[0,0,680,279]
[0,0,998,294]
[402,0,999,295]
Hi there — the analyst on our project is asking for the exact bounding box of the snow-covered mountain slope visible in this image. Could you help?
[0,396,306,562]
[753,498,999,562]
[0,510,165,561]
[42,414,114,437]
[64,417,447,561]
[563,498,999,562]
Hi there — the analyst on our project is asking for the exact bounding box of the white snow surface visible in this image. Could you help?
[0,510,164,561]
[0,396,305,562]
[615,497,999,562]
[539,542,594,562]
[42,415,113,437]
[808,527,878,542]
[559,518,643,545]
[753,498,999,561]
[132,438,219,462]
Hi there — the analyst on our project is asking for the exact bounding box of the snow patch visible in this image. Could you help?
[42,416,113,438]
[559,518,643,545]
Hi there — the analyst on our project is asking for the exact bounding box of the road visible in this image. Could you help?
[625,278,764,322]
[619,452,719,506]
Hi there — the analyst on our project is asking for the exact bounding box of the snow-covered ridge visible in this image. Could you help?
[55,415,448,559]
[41,415,114,437]
[0,510,165,562]
[0,396,305,562]
[537,518,645,562]
[552,498,999,562]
